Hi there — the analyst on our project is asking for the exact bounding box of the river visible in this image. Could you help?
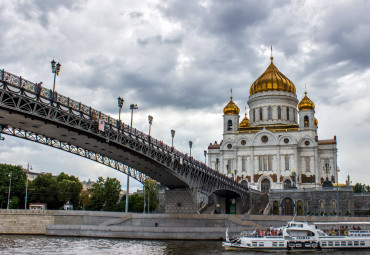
[0,235,363,255]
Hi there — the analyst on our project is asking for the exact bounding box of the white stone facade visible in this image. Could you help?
[208,68,337,192]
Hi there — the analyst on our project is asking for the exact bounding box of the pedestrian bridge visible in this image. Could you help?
[0,69,265,214]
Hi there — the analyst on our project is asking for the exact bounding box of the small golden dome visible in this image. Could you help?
[223,89,240,115]
[298,91,315,111]
[239,113,250,128]
[249,57,296,96]
[314,118,318,126]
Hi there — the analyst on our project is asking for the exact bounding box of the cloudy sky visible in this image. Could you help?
[1,0,370,190]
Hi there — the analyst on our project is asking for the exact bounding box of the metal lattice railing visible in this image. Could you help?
[0,69,257,197]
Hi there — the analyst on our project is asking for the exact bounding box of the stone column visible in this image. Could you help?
[314,146,319,186]
[277,145,281,187]
[250,147,254,184]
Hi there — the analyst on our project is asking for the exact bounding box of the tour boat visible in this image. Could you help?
[222,221,370,251]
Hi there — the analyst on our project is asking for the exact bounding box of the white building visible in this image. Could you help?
[208,55,337,192]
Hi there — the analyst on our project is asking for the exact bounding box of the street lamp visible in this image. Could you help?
[148,115,153,136]
[129,104,138,133]
[125,104,138,213]
[117,97,124,128]
[336,166,340,216]
[204,150,207,165]
[189,141,193,157]
[7,172,12,209]
[51,59,61,98]
[171,129,175,148]
[25,164,32,210]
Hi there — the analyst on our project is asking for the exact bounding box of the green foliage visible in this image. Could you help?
[0,164,26,209]
[103,177,121,211]
[128,193,144,212]
[85,177,122,211]
[143,178,159,212]
[29,172,83,209]
[85,177,105,211]
[353,183,369,193]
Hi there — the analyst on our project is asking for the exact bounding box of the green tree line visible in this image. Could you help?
[0,164,158,211]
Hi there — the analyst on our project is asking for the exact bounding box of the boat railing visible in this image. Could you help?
[348,230,370,236]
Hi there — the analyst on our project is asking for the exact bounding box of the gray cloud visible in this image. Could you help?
[0,0,369,186]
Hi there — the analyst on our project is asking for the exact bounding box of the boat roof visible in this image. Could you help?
[314,222,370,225]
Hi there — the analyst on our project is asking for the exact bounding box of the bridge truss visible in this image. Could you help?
[0,69,261,210]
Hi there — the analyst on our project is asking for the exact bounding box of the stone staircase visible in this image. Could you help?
[99,214,133,226]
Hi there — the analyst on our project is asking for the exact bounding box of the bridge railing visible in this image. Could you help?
[0,69,249,193]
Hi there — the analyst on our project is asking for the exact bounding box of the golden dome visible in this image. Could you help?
[249,56,296,96]
[314,118,318,126]
[239,113,250,128]
[223,89,240,115]
[298,91,315,111]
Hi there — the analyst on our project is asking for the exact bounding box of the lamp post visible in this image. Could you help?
[189,141,193,157]
[171,129,175,148]
[129,104,138,133]
[25,164,31,210]
[51,59,61,99]
[7,172,12,209]
[125,104,138,213]
[117,97,124,128]
[336,167,340,216]
[148,115,153,137]
[216,158,219,171]
[204,150,207,165]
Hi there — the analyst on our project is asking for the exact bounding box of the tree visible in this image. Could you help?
[29,173,58,209]
[103,177,121,211]
[56,172,83,209]
[0,164,26,209]
[143,178,159,212]
[353,183,367,193]
[85,177,105,211]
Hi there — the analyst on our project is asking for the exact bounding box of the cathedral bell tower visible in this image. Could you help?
[223,89,240,134]
[298,90,317,130]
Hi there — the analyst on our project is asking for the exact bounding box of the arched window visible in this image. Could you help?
[286,107,290,120]
[297,200,303,216]
[304,115,309,127]
[261,179,271,192]
[306,157,310,172]
[259,108,263,120]
[228,120,233,130]
[284,179,292,189]
[268,107,272,120]
[278,107,282,119]
[285,155,289,170]
[293,109,296,122]
[253,109,256,122]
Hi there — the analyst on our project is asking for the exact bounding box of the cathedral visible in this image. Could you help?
[208,54,338,192]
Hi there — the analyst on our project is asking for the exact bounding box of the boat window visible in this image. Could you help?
[252,242,257,247]
[328,241,333,246]
[259,242,264,247]
[335,241,340,246]
[272,242,277,247]
[354,241,359,246]
[322,242,327,247]
[360,241,365,246]
[279,242,284,247]
[341,241,346,246]
[348,241,352,246]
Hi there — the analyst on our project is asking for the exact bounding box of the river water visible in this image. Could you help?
[0,235,363,255]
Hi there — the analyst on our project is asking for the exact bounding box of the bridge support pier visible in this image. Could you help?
[164,189,198,214]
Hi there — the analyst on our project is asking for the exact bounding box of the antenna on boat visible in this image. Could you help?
[292,214,296,222]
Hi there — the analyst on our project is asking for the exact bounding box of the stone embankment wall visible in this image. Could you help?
[0,209,55,235]
[1,210,370,240]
